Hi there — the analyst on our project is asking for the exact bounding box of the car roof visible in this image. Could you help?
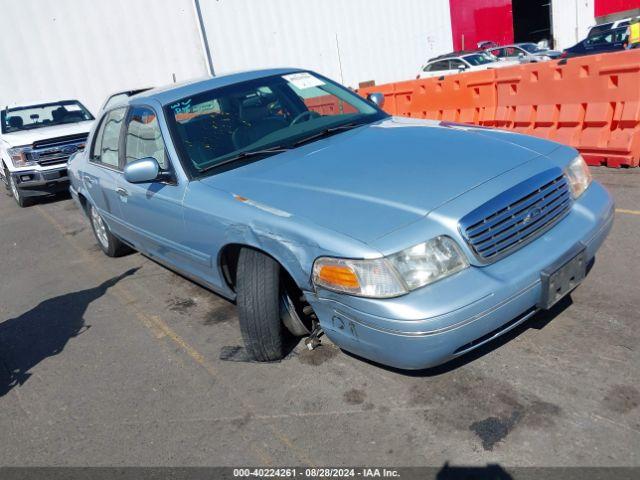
[427,51,480,62]
[125,68,304,108]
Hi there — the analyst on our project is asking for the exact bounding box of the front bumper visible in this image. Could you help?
[10,167,69,197]
[306,182,615,370]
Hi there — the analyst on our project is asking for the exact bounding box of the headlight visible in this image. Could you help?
[312,236,468,298]
[564,155,592,198]
[8,146,37,167]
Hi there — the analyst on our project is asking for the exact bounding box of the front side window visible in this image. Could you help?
[124,107,168,169]
[164,71,385,176]
[1,100,94,134]
[585,29,623,45]
[93,108,126,168]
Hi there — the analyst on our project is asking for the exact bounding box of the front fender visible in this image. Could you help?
[186,182,380,292]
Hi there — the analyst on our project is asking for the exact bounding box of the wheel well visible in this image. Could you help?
[220,243,315,333]
[220,244,243,291]
[76,191,89,215]
[219,243,301,294]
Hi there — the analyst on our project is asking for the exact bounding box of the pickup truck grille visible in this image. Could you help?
[29,133,89,167]
[459,169,572,262]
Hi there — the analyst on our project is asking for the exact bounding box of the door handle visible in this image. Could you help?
[116,187,129,197]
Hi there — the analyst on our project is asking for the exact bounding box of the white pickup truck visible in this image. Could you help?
[1,100,94,207]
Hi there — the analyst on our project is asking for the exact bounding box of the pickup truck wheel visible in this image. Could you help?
[8,174,31,207]
[236,248,286,362]
[89,204,131,257]
[3,166,10,192]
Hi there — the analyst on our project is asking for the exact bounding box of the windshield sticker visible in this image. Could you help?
[170,99,192,115]
[283,72,325,90]
[65,104,82,111]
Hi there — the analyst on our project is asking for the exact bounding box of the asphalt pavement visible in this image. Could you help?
[0,168,638,467]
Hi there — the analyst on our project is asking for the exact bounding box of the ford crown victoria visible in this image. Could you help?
[67,69,614,369]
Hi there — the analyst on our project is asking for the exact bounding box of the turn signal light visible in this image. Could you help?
[317,265,360,289]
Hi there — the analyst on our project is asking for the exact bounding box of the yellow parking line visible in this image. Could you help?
[35,205,314,467]
[616,208,640,216]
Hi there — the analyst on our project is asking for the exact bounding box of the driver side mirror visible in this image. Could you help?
[366,93,385,108]
[124,157,161,184]
[457,64,467,71]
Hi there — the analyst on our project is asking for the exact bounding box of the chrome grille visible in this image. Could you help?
[29,133,88,167]
[459,168,572,262]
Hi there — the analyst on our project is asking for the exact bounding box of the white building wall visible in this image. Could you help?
[0,0,209,113]
[198,0,454,88]
[552,0,596,50]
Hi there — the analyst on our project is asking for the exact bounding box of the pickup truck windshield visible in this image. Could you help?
[164,72,387,176]
[1,100,94,134]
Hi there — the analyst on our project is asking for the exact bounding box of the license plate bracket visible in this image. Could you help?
[539,244,587,310]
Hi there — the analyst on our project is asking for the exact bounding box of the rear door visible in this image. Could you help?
[422,60,456,78]
[82,107,127,236]
[116,105,191,270]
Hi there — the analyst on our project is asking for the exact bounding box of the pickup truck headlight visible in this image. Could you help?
[8,146,37,168]
[564,155,592,199]
[313,236,468,298]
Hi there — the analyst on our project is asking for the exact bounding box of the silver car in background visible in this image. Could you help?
[489,43,562,63]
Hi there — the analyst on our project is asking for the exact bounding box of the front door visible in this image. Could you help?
[116,105,192,271]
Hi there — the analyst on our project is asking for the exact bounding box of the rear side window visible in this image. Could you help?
[426,61,449,72]
[124,106,168,169]
[91,108,126,168]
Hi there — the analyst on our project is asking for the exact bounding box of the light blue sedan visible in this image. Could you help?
[68,69,614,369]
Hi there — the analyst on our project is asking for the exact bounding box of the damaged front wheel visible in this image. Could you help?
[236,248,314,362]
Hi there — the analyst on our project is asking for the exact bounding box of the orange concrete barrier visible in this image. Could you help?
[359,50,640,168]
[305,95,357,116]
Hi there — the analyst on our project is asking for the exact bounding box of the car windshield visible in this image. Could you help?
[164,71,386,176]
[462,53,495,66]
[1,100,94,134]
[520,43,543,53]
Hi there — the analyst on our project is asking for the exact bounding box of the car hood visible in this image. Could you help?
[1,121,93,147]
[199,117,561,244]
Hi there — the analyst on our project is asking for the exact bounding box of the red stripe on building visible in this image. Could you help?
[595,0,640,17]
[449,0,514,51]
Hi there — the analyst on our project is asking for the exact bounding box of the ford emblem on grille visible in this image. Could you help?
[523,206,542,224]
[60,145,79,155]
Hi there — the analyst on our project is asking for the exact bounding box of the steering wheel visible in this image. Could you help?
[290,110,320,125]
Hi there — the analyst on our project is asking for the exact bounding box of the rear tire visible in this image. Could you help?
[89,204,131,257]
[236,248,285,362]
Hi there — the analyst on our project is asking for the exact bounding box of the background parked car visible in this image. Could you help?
[488,43,562,63]
[477,40,499,50]
[0,100,94,207]
[563,26,629,58]
[418,51,519,79]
